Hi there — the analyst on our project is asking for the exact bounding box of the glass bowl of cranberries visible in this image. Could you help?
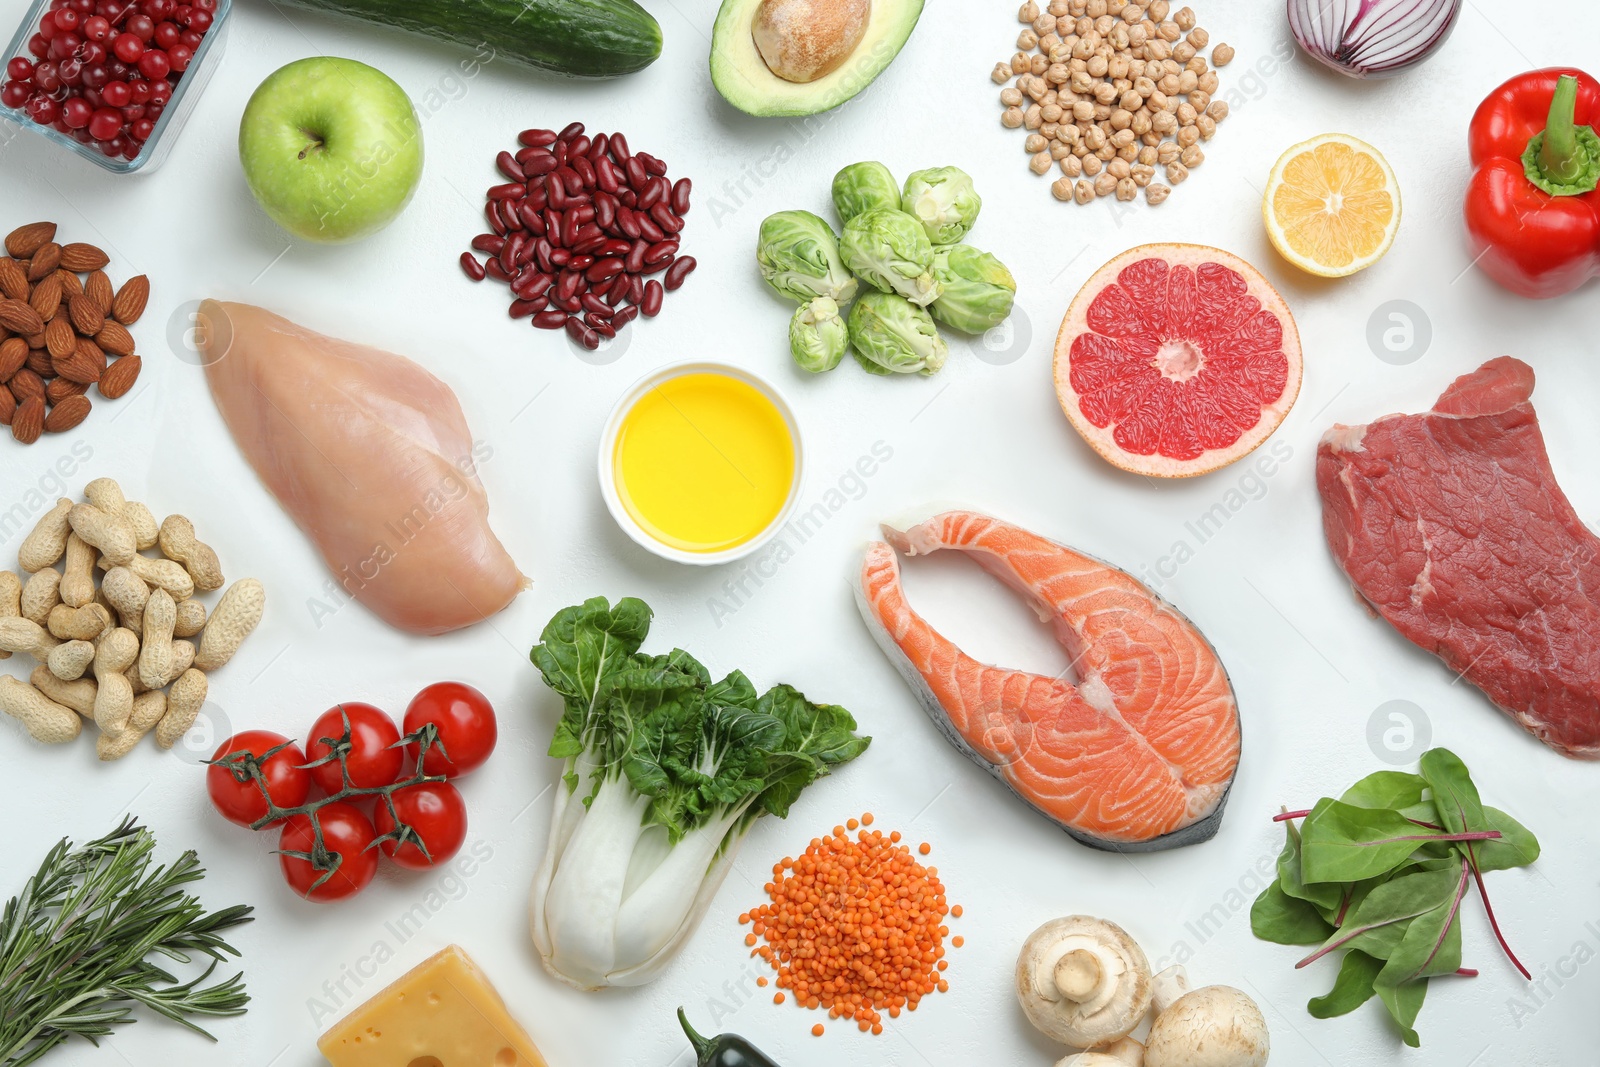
[1,0,229,173]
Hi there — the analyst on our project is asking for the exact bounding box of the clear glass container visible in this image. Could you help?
[0,0,230,174]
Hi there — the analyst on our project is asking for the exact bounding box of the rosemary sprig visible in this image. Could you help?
[0,818,254,1067]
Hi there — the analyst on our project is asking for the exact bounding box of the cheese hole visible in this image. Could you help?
[495,1050,517,1066]
[408,1058,444,1067]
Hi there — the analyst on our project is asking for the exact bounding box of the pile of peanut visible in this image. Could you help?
[0,478,265,760]
[993,0,1233,206]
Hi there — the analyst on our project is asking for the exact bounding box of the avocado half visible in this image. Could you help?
[710,0,925,117]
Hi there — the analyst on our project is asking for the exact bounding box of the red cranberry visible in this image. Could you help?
[178,28,201,48]
[54,8,80,30]
[27,33,50,58]
[82,13,110,40]
[81,86,102,107]
[57,57,82,84]
[38,11,59,35]
[147,78,169,104]
[166,43,191,72]
[152,20,178,47]
[143,0,174,18]
[97,135,122,157]
[87,105,122,140]
[99,78,129,105]
[124,13,153,40]
[111,33,144,62]
[136,48,167,79]
[49,32,81,59]
[32,61,61,91]
[121,139,140,160]
[80,62,107,87]
[73,0,94,11]
[144,100,163,120]
[80,40,105,64]
[194,0,215,11]
[62,96,92,126]
[27,94,60,123]
[0,81,29,108]
[104,58,128,78]
[69,124,92,142]
[128,78,151,102]
[6,57,33,80]
[48,0,70,10]
[129,116,153,140]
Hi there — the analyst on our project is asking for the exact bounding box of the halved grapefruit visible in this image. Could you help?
[1053,243,1302,478]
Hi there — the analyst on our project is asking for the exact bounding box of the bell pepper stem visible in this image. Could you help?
[1541,74,1583,184]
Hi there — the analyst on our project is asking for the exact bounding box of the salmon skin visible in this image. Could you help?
[855,512,1241,852]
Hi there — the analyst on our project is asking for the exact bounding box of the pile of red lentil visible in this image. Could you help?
[739,813,963,1036]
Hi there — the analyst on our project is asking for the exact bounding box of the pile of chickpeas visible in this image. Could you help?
[992,0,1233,206]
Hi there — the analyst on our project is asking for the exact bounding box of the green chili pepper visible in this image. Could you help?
[678,1008,783,1067]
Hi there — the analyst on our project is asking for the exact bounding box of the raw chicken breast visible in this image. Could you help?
[201,300,527,635]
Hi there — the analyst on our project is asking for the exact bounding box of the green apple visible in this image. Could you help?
[239,57,424,243]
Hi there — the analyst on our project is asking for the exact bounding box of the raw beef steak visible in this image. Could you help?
[1317,357,1600,758]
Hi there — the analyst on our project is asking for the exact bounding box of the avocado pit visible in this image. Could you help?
[751,0,870,83]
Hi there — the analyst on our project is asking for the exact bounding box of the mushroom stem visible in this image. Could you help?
[1055,948,1105,1002]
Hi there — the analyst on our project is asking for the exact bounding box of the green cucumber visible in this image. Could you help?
[273,0,662,78]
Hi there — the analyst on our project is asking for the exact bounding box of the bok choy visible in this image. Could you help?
[528,597,870,990]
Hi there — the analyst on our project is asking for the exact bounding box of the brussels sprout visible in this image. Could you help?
[789,297,850,373]
[832,161,901,225]
[756,210,859,304]
[840,209,942,307]
[929,244,1017,334]
[847,290,948,376]
[902,166,983,245]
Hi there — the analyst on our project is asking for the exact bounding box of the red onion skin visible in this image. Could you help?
[1288,0,1463,79]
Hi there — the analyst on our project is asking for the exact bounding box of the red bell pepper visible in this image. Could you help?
[1465,68,1600,299]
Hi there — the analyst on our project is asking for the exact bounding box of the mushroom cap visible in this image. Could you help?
[1057,1036,1145,1067]
[1016,916,1154,1047]
[1144,985,1269,1067]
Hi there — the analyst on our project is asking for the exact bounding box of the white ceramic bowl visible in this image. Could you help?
[598,360,805,566]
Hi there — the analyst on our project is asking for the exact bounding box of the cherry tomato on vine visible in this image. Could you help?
[206,730,311,829]
[403,682,497,778]
[374,781,468,870]
[278,802,379,902]
[303,702,403,794]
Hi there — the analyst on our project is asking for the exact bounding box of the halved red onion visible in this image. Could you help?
[1288,0,1462,79]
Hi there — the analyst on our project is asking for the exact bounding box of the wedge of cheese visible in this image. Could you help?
[317,944,549,1067]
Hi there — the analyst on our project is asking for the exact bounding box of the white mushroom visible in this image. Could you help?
[1144,976,1269,1067]
[1057,1036,1145,1067]
[1151,965,1191,1014]
[1017,916,1153,1048]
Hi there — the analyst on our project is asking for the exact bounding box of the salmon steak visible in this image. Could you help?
[855,511,1241,851]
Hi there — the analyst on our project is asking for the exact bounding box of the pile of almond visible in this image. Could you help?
[0,221,147,445]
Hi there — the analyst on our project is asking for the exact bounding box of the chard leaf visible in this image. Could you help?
[1250,879,1334,945]
[1299,865,1462,968]
[1376,976,1427,1048]
[1277,820,1341,911]
[1471,806,1541,873]
[1374,858,1469,988]
[1418,749,1484,838]
[1341,771,1427,811]
[1300,800,1457,884]
[1308,950,1383,1018]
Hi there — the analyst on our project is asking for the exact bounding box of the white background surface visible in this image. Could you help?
[2,1,1598,1065]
